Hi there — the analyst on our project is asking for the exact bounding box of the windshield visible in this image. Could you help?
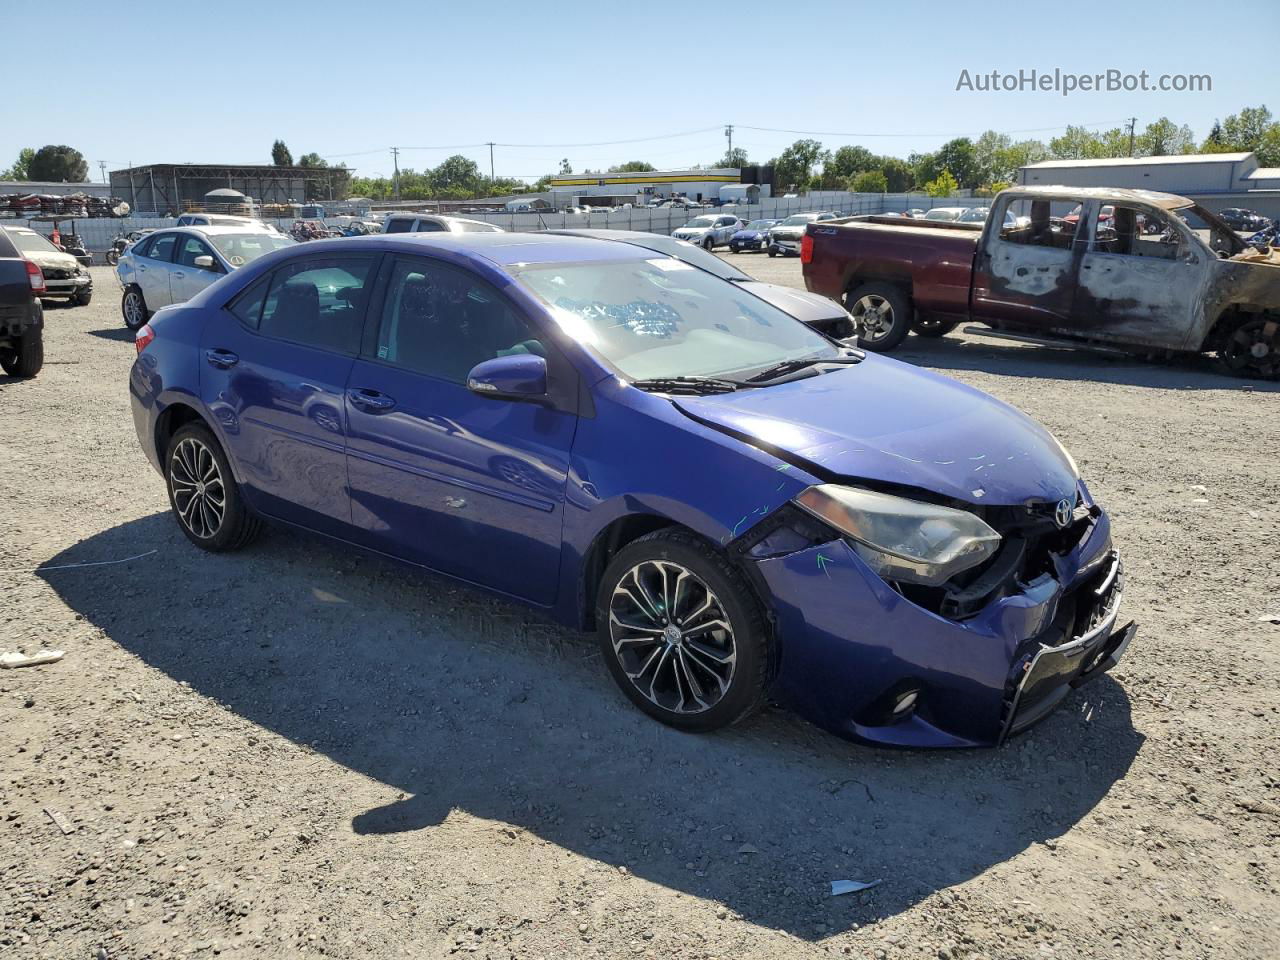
[958,208,988,222]
[619,234,750,282]
[207,232,295,266]
[7,230,61,255]
[746,220,772,230]
[515,258,836,381]
[781,214,816,226]
[454,220,502,233]
[684,217,715,228]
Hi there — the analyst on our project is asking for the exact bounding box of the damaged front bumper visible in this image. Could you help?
[750,505,1134,748]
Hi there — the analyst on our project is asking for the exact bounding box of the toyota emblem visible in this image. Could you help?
[1054,498,1074,528]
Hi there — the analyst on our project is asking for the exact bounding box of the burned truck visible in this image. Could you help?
[801,186,1280,379]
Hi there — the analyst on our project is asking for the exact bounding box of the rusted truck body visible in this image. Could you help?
[802,186,1280,379]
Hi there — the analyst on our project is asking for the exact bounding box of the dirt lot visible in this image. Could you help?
[2,260,1278,960]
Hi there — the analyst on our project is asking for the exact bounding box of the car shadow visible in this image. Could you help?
[86,327,135,343]
[42,513,1144,939]
[897,333,1280,392]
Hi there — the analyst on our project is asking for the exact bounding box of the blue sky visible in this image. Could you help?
[6,0,1276,182]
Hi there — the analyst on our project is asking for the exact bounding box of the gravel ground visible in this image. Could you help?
[2,261,1278,960]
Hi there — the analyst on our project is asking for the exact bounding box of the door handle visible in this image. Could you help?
[173,271,185,278]
[347,388,396,412]
[205,349,239,369]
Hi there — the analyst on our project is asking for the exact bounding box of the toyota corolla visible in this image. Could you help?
[129,232,1134,748]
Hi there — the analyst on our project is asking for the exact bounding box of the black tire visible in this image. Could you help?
[0,325,43,378]
[122,286,148,330]
[1215,314,1280,380]
[105,249,119,266]
[913,316,958,338]
[596,528,770,733]
[767,247,777,258]
[729,244,740,253]
[164,422,263,552]
[73,285,92,307]
[846,281,913,352]
[703,237,714,251]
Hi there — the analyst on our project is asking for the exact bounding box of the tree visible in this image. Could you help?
[559,158,573,174]
[608,161,656,173]
[879,156,914,192]
[27,145,88,183]
[932,138,978,188]
[271,140,293,166]
[972,130,1012,186]
[1138,118,1195,156]
[718,147,749,168]
[826,145,878,180]
[1211,105,1280,165]
[1,147,36,180]
[431,154,481,193]
[298,152,327,168]
[772,139,828,191]
[851,170,888,193]
[924,170,959,197]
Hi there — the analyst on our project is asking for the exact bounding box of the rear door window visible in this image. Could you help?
[383,218,414,233]
[258,256,374,355]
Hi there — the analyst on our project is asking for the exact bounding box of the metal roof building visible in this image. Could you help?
[549,168,742,205]
[108,163,352,216]
[1017,152,1280,216]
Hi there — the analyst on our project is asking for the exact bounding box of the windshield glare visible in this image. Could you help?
[684,217,715,228]
[207,232,295,266]
[746,220,772,229]
[621,235,749,282]
[781,214,815,226]
[8,230,61,255]
[515,258,835,381]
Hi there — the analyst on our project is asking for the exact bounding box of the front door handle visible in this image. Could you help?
[173,270,185,278]
[205,349,239,369]
[347,388,396,412]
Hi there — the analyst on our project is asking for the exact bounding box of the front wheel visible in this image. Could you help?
[702,237,714,251]
[73,285,93,307]
[1215,314,1280,380]
[596,529,770,732]
[0,326,43,378]
[122,286,148,330]
[847,282,912,352]
[165,422,263,551]
[767,247,777,258]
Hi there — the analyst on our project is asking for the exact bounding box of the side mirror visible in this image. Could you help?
[193,255,218,270]
[466,354,547,401]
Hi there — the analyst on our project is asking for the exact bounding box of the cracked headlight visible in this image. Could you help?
[795,485,1001,587]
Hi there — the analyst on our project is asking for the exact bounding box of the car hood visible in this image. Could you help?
[673,227,709,234]
[25,249,78,271]
[735,280,847,324]
[770,225,806,237]
[733,229,763,238]
[672,355,1076,506]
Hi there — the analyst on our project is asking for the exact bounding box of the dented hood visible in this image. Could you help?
[673,354,1077,506]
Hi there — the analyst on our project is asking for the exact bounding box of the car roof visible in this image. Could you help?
[359,231,658,267]
[1006,184,1194,211]
[149,225,274,237]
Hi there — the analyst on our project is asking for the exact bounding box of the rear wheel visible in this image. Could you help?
[122,286,148,330]
[105,249,120,266]
[847,282,912,352]
[164,422,263,552]
[596,529,770,732]
[702,237,714,251]
[1216,314,1280,380]
[913,316,958,338]
[0,325,43,378]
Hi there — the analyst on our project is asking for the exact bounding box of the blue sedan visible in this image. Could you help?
[129,232,1134,748]
[729,219,778,252]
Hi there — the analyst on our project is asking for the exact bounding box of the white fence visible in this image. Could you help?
[2,192,990,263]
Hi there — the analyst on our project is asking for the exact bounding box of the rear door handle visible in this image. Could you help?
[347,388,396,412]
[205,349,239,369]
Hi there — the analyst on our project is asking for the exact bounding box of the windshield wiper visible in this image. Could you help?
[744,350,865,383]
[631,376,743,395]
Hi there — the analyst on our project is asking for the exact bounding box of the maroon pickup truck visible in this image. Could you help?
[802,186,1280,380]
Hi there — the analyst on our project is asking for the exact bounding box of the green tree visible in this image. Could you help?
[879,156,914,192]
[431,154,482,193]
[772,139,828,191]
[271,140,293,166]
[298,152,327,167]
[851,170,888,193]
[558,158,573,174]
[933,138,978,188]
[718,147,748,167]
[1210,105,1280,164]
[826,145,878,180]
[608,161,656,173]
[1,147,36,180]
[924,170,959,198]
[972,130,1012,185]
[1139,117,1195,156]
[27,145,88,182]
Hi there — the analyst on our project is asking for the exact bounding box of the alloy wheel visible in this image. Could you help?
[851,294,895,342]
[1221,317,1280,379]
[608,560,737,715]
[123,290,145,329]
[169,437,226,539]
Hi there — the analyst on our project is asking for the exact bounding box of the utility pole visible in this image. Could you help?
[97,160,107,185]
[1126,117,1138,157]
[487,142,495,181]
[724,124,734,165]
[391,146,401,200]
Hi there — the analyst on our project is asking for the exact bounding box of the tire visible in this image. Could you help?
[729,244,740,253]
[913,316,958,338]
[164,422,263,552]
[703,237,714,251]
[1214,314,1280,380]
[846,282,913,352]
[767,247,777,258]
[122,286,148,330]
[0,325,43,379]
[596,528,770,733]
[73,286,92,307]
[105,249,119,266]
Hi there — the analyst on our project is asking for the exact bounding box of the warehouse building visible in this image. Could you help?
[108,163,351,216]
[1017,152,1280,217]
[548,168,761,207]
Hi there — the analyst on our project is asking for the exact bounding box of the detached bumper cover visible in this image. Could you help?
[753,508,1134,748]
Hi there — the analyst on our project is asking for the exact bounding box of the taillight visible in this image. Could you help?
[25,259,45,294]
[135,322,156,355]
[800,234,814,264]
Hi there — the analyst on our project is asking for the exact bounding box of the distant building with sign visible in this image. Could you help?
[548,167,769,207]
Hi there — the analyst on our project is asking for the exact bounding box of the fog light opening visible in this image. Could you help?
[892,689,919,717]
